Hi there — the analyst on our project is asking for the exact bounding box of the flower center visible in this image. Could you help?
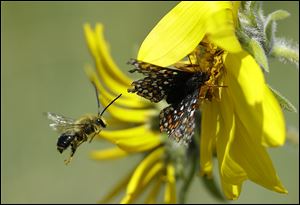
[188,42,226,101]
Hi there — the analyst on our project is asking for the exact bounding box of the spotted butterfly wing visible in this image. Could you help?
[128,59,200,104]
[128,59,183,103]
[159,90,199,145]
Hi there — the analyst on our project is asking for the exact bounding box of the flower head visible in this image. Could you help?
[83,23,184,203]
[84,23,160,153]
[134,1,290,200]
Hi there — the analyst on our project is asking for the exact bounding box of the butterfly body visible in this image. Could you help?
[166,72,209,106]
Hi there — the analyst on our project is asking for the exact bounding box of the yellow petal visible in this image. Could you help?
[99,124,157,142]
[121,161,164,204]
[232,1,241,26]
[230,117,288,194]
[120,195,132,204]
[94,24,134,86]
[94,56,132,99]
[142,162,164,187]
[93,58,132,98]
[84,23,132,86]
[200,101,218,177]
[84,23,152,107]
[206,7,242,53]
[100,95,157,123]
[226,51,286,147]
[164,163,176,204]
[225,52,264,139]
[145,178,162,204]
[216,88,246,186]
[220,181,241,200]
[101,116,131,127]
[120,147,164,204]
[261,86,286,146]
[99,170,132,203]
[90,147,128,160]
[84,24,130,96]
[216,85,287,197]
[84,23,98,60]
[116,134,161,152]
[85,65,152,109]
[225,51,265,105]
[137,2,218,66]
[125,147,165,195]
[138,2,240,66]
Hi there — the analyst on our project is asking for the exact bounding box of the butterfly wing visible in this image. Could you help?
[159,90,199,145]
[127,59,183,103]
[128,59,205,146]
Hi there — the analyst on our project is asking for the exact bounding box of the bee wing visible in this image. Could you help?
[45,112,81,133]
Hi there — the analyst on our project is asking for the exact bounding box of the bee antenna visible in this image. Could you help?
[100,94,122,116]
[92,82,102,116]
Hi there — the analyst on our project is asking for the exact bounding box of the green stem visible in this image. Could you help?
[199,175,227,202]
[178,143,198,204]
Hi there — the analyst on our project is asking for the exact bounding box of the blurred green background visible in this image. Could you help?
[1,1,299,204]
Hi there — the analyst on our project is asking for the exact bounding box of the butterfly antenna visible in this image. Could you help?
[100,94,122,116]
[188,55,193,65]
[188,54,197,72]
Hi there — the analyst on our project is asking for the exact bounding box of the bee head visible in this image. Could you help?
[95,117,107,128]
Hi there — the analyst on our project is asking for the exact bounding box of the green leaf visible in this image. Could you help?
[249,1,260,14]
[264,19,276,50]
[264,10,290,48]
[271,40,299,67]
[268,85,297,112]
[267,10,290,21]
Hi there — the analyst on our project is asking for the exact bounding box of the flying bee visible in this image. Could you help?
[46,84,122,164]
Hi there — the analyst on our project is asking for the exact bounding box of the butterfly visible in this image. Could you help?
[127,59,209,145]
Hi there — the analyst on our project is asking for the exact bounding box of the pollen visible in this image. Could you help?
[192,42,226,101]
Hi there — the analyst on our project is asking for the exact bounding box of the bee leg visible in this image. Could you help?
[64,144,77,165]
[64,156,73,165]
[89,131,98,143]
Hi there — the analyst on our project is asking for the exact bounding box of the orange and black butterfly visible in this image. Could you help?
[127,59,209,146]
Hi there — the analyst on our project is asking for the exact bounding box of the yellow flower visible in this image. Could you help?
[83,23,178,203]
[137,1,287,200]
[84,23,160,153]
[120,147,176,204]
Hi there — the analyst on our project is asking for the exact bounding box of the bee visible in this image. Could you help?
[46,84,122,164]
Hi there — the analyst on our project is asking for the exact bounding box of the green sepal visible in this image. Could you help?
[266,10,290,22]
[248,38,270,72]
[271,40,299,67]
[264,10,290,49]
[268,85,297,112]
